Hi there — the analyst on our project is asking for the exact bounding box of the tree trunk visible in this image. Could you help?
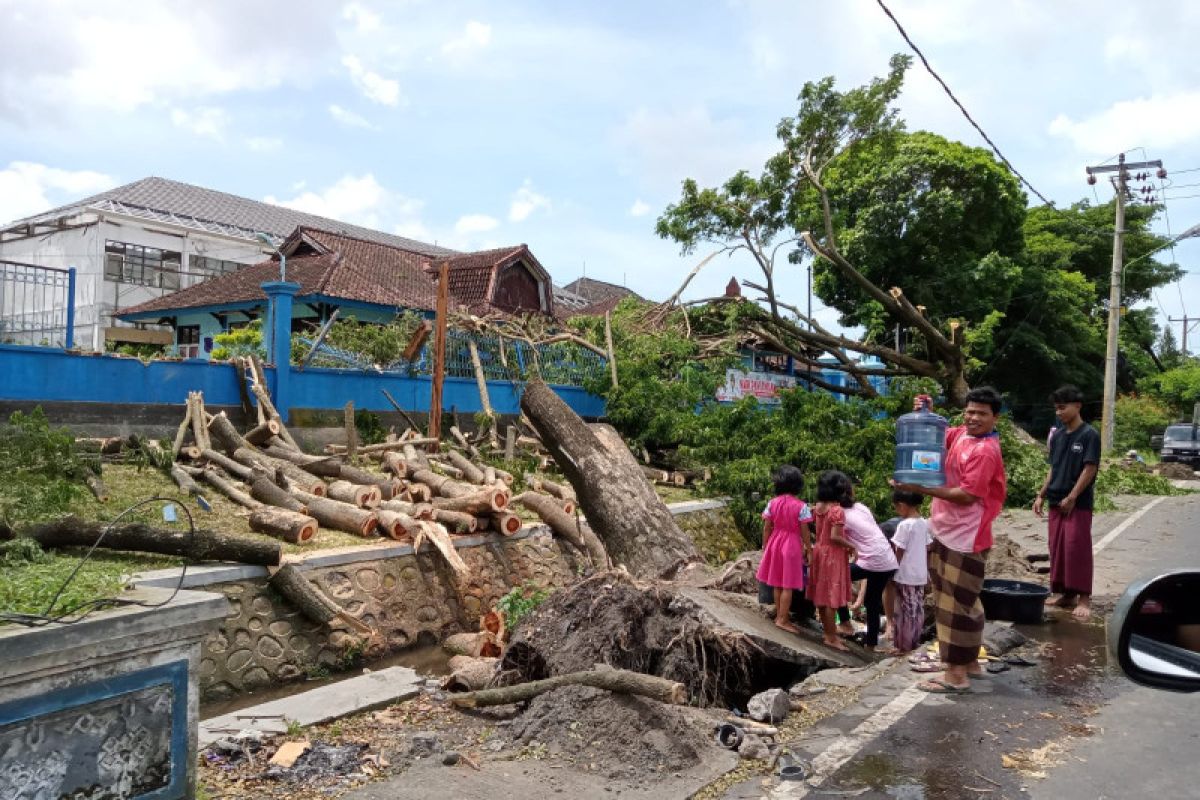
[430,489,509,515]
[413,521,470,583]
[431,508,477,533]
[376,509,422,540]
[513,491,606,567]
[82,466,108,502]
[441,657,498,692]
[201,449,256,481]
[207,411,247,455]
[445,450,486,484]
[449,667,688,708]
[268,564,351,628]
[382,452,411,478]
[243,419,281,446]
[524,474,576,502]
[520,379,700,579]
[260,443,344,478]
[170,464,204,496]
[250,477,308,513]
[449,426,482,461]
[487,511,522,536]
[249,507,318,544]
[197,467,262,510]
[4,516,280,565]
[292,491,378,537]
[326,480,381,509]
[233,448,326,495]
[337,463,386,486]
[344,400,357,460]
[379,498,434,519]
[172,403,192,458]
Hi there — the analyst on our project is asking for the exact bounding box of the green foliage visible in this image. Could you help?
[1114,394,1175,453]
[292,312,426,368]
[995,418,1049,509]
[1094,465,1185,508]
[211,320,264,361]
[0,408,86,525]
[285,719,304,737]
[495,582,550,629]
[105,341,166,360]
[1144,362,1200,417]
[354,410,387,445]
[0,549,140,618]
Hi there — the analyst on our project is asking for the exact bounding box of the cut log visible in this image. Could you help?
[450,667,688,709]
[432,509,477,534]
[521,378,700,579]
[189,393,212,453]
[338,463,388,486]
[402,442,431,470]
[449,426,481,461]
[639,465,671,483]
[488,511,522,536]
[407,482,432,503]
[3,516,281,566]
[170,464,204,496]
[504,425,516,461]
[446,450,485,484]
[198,468,262,510]
[524,474,577,502]
[207,411,247,455]
[140,437,171,470]
[325,438,439,456]
[267,563,368,632]
[382,452,410,478]
[250,477,308,513]
[82,466,108,502]
[376,509,423,540]
[249,507,318,544]
[183,445,203,462]
[493,466,515,486]
[244,419,282,446]
[344,400,357,460]
[292,491,378,537]
[441,656,498,692]
[513,491,605,566]
[326,480,382,509]
[428,460,465,480]
[443,631,500,658]
[412,521,470,583]
[430,488,509,515]
[378,499,434,519]
[483,466,497,486]
[232,448,326,495]
[75,437,123,455]
[261,443,343,478]
[172,401,193,458]
[201,449,256,481]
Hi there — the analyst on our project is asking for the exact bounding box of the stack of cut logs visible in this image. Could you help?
[163,381,583,577]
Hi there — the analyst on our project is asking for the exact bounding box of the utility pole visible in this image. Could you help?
[1168,315,1200,355]
[1086,152,1165,454]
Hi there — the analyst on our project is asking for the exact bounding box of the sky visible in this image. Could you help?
[1,0,1198,340]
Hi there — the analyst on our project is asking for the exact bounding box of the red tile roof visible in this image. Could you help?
[120,228,551,319]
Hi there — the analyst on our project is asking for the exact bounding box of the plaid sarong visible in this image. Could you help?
[929,538,987,666]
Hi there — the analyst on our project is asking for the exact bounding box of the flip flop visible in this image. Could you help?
[918,678,971,695]
[910,661,943,673]
[908,651,938,665]
[1003,655,1037,667]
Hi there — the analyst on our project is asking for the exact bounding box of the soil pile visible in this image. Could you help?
[500,570,775,706]
[987,534,1040,581]
[1156,462,1197,480]
[508,685,718,781]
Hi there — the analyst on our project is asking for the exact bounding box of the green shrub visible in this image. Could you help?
[495,582,550,628]
[211,320,264,361]
[1144,363,1200,418]
[1114,394,1175,453]
[0,409,86,525]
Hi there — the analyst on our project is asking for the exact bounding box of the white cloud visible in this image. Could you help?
[394,220,434,242]
[342,2,381,33]
[441,20,492,60]
[0,161,117,224]
[455,214,499,234]
[264,173,423,231]
[170,107,228,141]
[342,54,402,106]
[629,199,651,217]
[245,136,283,152]
[328,104,377,129]
[508,179,549,222]
[1048,92,1200,154]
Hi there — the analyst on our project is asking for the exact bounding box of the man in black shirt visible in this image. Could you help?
[1034,385,1101,620]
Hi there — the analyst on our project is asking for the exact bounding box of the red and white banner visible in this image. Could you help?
[715,369,796,405]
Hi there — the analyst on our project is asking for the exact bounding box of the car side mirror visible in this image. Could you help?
[1150,434,1163,451]
[1108,570,1200,692]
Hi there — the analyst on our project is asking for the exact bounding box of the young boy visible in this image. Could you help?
[887,489,932,655]
[1034,385,1101,620]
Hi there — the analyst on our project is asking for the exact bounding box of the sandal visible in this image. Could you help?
[910,661,943,673]
[918,678,971,695]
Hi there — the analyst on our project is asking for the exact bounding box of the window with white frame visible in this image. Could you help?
[177,324,201,358]
[191,255,244,279]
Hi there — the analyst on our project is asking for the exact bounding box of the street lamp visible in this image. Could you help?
[255,232,286,282]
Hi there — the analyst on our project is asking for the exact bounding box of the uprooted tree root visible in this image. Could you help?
[498,570,805,708]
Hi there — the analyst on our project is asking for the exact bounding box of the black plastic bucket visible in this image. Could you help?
[980,579,1050,624]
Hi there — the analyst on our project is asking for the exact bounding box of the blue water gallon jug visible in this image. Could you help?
[894,398,948,487]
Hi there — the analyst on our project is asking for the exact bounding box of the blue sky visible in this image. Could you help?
[2,0,1198,340]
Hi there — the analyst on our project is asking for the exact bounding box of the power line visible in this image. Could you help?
[874,0,1055,207]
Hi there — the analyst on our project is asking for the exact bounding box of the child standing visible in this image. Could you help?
[888,489,933,655]
[809,471,856,651]
[755,465,813,634]
[833,473,899,651]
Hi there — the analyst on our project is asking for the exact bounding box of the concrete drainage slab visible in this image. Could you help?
[199,666,422,745]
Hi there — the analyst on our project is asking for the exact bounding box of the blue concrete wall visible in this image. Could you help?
[0,344,606,418]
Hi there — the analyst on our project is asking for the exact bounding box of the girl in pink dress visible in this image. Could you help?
[808,471,856,651]
[755,465,813,634]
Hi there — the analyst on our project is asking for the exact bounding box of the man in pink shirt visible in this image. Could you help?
[893,386,1007,694]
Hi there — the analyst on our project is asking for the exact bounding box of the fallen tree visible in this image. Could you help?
[450,666,688,708]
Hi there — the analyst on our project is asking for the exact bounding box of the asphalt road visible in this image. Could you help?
[800,492,1200,800]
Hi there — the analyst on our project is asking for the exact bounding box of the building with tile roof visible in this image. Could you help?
[118,226,555,359]
[560,276,642,306]
[0,177,457,351]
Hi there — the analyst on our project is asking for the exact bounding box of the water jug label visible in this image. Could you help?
[911,451,941,472]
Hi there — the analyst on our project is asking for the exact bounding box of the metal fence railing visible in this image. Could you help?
[0,262,76,348]
[296,329,607,388]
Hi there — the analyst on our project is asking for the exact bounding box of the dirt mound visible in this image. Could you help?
[509,685,718,781]
[1156,462,1197,480]
[987,534,1040,581]
[499,570,805,707]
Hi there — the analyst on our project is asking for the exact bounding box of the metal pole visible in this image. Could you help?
[428,262,450,448]
[1100,154,1127,454]
[806,261,813,330]
[66,267,76,349]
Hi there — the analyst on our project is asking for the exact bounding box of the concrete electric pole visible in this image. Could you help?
[1086,153,1165,454]
[1168,315,1200,356]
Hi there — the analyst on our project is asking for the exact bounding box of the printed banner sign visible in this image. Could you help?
[715,369,796,405]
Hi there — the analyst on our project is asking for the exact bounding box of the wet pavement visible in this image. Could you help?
[730,493,1200,800]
